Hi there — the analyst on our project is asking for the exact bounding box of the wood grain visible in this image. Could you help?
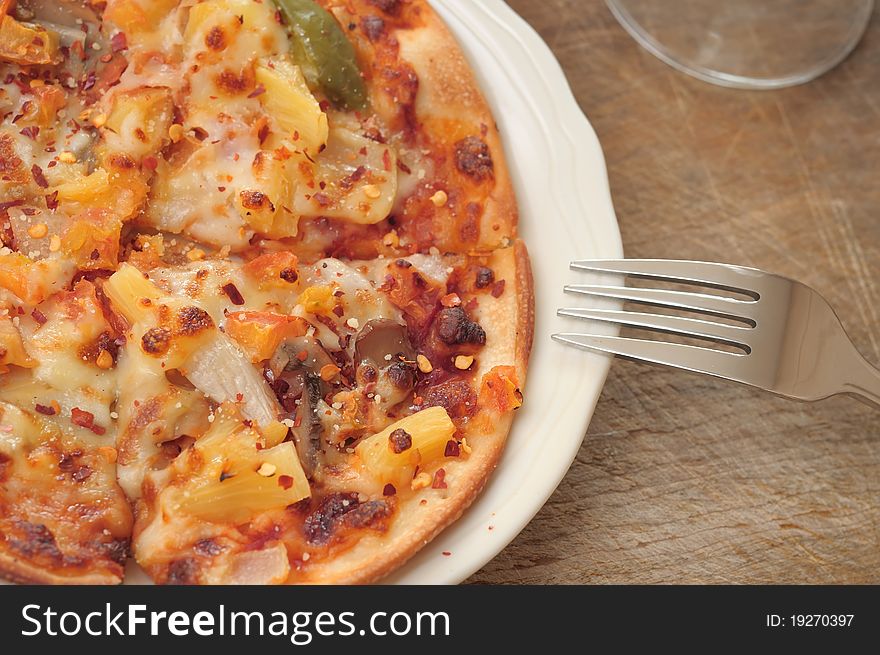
[467,0,880,584]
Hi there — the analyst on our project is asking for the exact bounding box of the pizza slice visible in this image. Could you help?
[0,280,133,584]
[100,241,531,583]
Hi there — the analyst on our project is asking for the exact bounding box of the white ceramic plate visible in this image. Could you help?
[384,0,624,584]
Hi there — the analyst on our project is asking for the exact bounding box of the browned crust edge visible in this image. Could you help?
[0,550,123,585]
[294,241,533,584]
[395,2,520,251]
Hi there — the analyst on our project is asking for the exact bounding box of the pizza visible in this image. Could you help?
[0,0,532,584]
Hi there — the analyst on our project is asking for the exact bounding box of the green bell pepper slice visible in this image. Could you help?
[274,0,368,112]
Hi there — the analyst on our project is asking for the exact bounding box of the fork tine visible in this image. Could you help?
[570,259,765,298]
[557,308,753,351]
[563,284,757,323]
[551,333,747,380]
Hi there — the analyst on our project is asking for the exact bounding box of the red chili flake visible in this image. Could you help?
[31,164,48,188]
[491,280,506,298]
[45,191,59,210]
[72,41,87,63]
[278,475,294,490]
[257,122,270,144]
[81,71,97,91]
[382,149,392,172]
[31,309,47,325]
[442,551,452,556]
[235,393,243,402]
[192,127,209,141]
[312,192,330,207]
[3,73,14,84]
[70,407,106,435]
[32,36,44,47]
[35,403,56,416]
[331,304,344,317]
[111,32,128,53]
[221,282,245,305]
[247,84,266,99]
[319,100,330,112]
[432,468,447,489]
[19,126,39,140]
[383,483,397,496]
[292,130,300,141]
[0,199,24,212]
[217,186,226,192]
[444,440,460,457]
[296,349,308,362]
[142,155,158,171]
[440,293,461,308]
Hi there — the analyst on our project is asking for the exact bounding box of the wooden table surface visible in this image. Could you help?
[468,0,880,584]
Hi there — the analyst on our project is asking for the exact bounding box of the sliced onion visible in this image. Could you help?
[224,543,290,585]
[184,335,280,427]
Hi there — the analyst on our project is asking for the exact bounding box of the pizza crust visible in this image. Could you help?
[0,551,123,585]
[289,241,533,583]
[394,4,520,251]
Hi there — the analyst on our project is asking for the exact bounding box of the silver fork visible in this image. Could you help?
[552,259,880,409]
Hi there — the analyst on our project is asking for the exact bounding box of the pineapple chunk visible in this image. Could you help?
[0,15,60,66]
[356,407,456,488]
[234,151,295,236]
[226,311,309,363]
[170,407,310,524]
[292,128,398,225]
[103,87,174,160]
[53,166,148,222]
[184,0,286,62]
[104,263,165,324]
[255,58,328,156]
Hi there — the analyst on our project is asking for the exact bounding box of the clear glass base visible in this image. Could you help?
[606,0,875,90]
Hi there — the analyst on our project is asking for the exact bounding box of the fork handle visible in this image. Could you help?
[842,353,880,409]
